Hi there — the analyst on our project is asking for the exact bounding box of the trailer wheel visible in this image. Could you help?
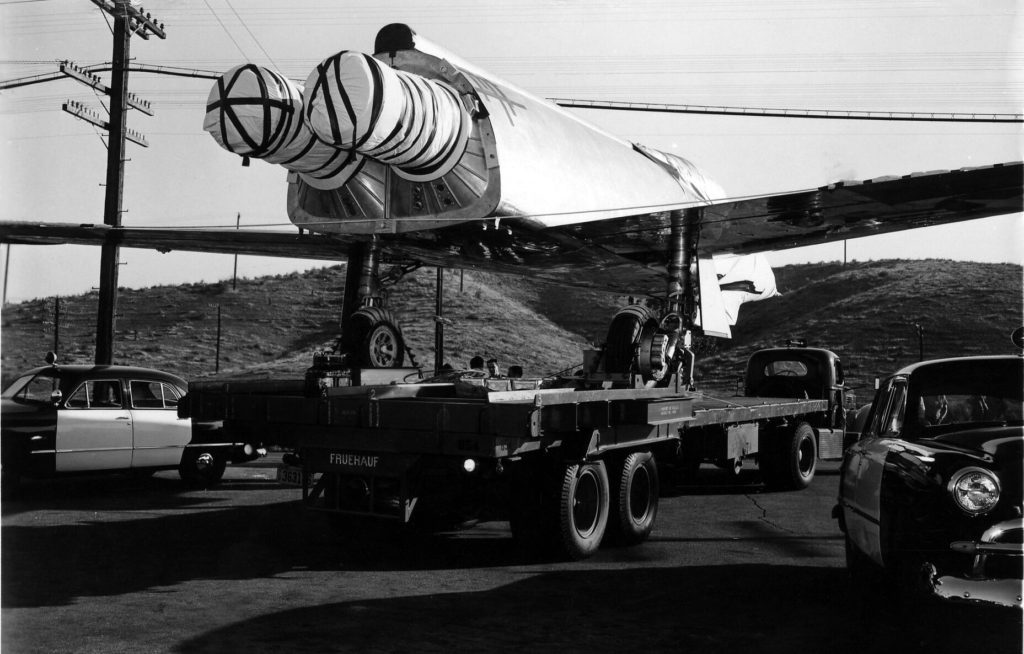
[179,448,226,487]
[558,461,610,560]
[347,308,405,368]
[608,452,659,545]
[778,422,817,490]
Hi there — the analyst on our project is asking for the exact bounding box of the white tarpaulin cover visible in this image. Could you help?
[697,254,779,338]
[203,64,363,190]
[303,51,470,182]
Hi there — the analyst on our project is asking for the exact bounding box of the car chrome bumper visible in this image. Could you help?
[926,517,1024,609]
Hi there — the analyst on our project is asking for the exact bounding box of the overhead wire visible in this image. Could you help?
[223,0,280,70]
[201,0,250,62]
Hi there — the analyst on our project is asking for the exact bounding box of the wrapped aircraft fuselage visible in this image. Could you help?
[203,23,722,236]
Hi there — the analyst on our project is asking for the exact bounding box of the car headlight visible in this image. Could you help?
[948,467,1001,515]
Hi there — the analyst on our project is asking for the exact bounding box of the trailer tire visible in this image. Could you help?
[348,307,405,368]
[778,422,817,490]
[608,451,659,546]
[558,461,610,560]
[179,448,226,487]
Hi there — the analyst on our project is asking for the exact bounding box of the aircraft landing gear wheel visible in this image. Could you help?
[607,451,659,546]
[179,448,226,487]
[603,305,653,374]
[557,460,610,560]
[347,307,405,368]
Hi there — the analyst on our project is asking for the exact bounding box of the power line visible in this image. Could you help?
[224,0,279,70]
[202,0,249,61]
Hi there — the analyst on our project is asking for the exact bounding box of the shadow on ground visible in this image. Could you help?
[168,564,1022,654]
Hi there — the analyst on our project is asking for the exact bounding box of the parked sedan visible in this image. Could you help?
[835,354,1023,609]
[1,356,252,494]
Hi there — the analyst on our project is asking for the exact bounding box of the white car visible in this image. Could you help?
[1,358,239,494]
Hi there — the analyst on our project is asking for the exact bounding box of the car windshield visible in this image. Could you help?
[1,372,60,404]
[909,359,1024,433]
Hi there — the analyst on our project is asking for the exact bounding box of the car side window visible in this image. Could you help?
[881,380,908,437]
[15,375,60,404]
[865,378,906,438]
[66,380,123,409]
[162,384,182,408]
[130,380,182,409]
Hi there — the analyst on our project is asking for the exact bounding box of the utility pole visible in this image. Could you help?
[2,245,9,306]
[435,268,444,375]
[232,213,240,290]
[77,0,166,364]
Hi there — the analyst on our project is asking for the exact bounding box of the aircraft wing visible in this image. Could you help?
[2,160,1019,297]
[0,222,355,261]
[559,162,1024,263]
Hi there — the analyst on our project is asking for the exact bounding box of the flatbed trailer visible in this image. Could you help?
[184,371,844,560]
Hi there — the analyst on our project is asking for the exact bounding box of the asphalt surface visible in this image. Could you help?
[2,456,1020,653]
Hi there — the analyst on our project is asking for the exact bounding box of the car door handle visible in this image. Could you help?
[116,416,131,420]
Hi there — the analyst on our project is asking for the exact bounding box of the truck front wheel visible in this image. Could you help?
[558,461,610,560]
[608,451,659,545]
[780,422,817,490]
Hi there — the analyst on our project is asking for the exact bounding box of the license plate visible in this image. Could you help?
[277,465,303,486]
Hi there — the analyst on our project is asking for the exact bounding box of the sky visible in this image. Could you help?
[1,0,1021,304]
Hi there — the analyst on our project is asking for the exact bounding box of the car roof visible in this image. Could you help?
[892,355,1023,377]
[16,364,187,387]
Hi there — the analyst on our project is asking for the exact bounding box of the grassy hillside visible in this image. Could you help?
[2,260,1021,405]
[0,266,593,386]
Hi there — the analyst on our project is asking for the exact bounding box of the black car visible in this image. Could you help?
[2,356,256,494]
[835,355,1023,608]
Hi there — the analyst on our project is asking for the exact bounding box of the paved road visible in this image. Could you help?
[2,457,1019,653]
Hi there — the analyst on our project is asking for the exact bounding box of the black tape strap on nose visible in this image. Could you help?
[366,73,420,161]
[351,54,386,151]
[401,76,443,173]
[307,52,353,148]
[360,71,411,159]
[405,83,464,176]
[394,76,432,163]
[386,74,431,167]
[266,68,298,157]
[208,64,296,158]
[308,146,361,180]
[332,53,358,149]
[279,132,318,167]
